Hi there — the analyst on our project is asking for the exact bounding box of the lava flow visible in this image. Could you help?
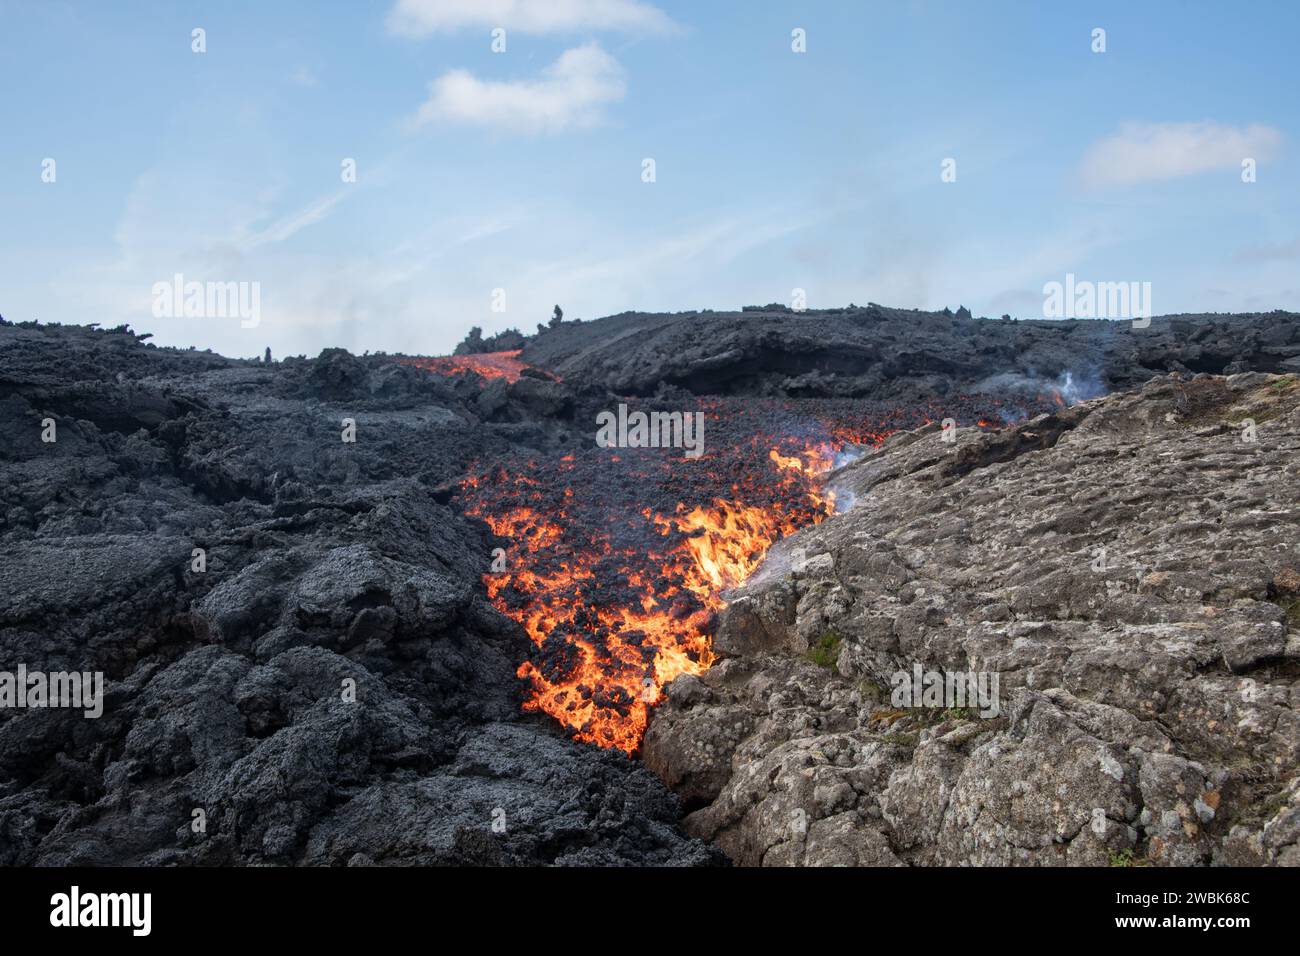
[458,394,1057,754]
[399,350,530,383]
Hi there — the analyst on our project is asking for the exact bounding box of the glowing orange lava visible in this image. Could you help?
[458,395,1028,754]
[461,436,841,753]
[400,350,530,384]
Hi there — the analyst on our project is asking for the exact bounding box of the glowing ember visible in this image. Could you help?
[400,350,531,384]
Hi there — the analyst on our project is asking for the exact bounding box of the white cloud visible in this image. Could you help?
[1079,121,1282,188]
[410,43,625,135]
[387,0,675,37]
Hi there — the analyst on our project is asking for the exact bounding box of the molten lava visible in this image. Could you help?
[400,350,531,384]
[461,406,843,752]
[459,393,1058,754]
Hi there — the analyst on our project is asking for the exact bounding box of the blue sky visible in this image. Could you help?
[2,0,1297,358]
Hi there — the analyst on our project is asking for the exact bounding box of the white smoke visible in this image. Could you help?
[971,369,1106,406]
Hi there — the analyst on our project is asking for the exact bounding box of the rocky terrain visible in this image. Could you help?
[2,308,1297,867]
[0,321,718,865]
[644,372,1300,866]
[521,306,1300,401]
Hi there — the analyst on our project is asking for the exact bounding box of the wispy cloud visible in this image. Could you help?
[289,66,319,88]
[386,0,676,37]
[1233,237,1300,263]
[530,213,811,289]
[1079,121,1282,188]
[238,191,350,251]
[409,43,625,135]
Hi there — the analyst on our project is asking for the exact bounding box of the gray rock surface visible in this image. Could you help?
[644,373,1300,866]
[521,306,1300,401]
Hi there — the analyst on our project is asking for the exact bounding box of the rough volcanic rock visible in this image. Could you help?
[644,372,1300,866]
[521,307,1300,401]
[0,322,719,866]
[5,313,1297,869]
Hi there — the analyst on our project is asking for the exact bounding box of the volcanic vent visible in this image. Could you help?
[457,387,1056,753]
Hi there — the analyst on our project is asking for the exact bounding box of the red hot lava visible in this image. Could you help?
[459,394,1046,754]
[400,350,531,384]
